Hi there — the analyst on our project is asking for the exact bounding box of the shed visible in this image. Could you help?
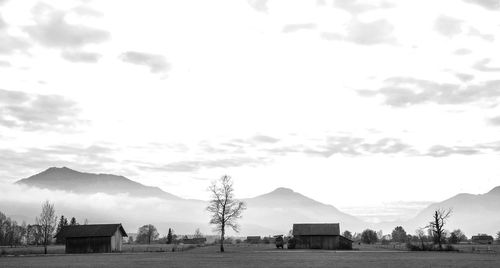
[292,223,352,250]
[246,236,262,244]
[471,235,494,244]
[55,224,128,253]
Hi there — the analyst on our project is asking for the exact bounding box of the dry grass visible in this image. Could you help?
[1,244,500,268]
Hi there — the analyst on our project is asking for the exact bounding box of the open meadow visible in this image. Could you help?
[1,244,500,268]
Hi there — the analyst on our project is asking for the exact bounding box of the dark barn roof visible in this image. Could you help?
[55,224,127,239]
[292,223,340,236]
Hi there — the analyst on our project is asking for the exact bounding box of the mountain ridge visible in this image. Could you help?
[16,166,181,200]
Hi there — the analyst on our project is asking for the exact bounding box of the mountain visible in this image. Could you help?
[403,186,500,236]
[16,167,181,200]
[240,187,366,234]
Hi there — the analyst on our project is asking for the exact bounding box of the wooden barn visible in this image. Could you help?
[54,224,128,253]
[292,223,352,250]
[471,234,494,244]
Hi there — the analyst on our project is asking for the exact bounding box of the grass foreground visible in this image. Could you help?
[1,244,499,268]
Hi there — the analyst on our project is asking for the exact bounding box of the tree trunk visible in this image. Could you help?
[44,244,47,254]
[220,225,225,252]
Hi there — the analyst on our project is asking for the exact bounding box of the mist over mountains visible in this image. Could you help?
[6,167,500,237]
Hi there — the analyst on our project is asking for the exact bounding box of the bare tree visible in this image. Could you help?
[207,175,246,252]
[36,200,57,254]
[193,228,204,239]
[427,208,452,250]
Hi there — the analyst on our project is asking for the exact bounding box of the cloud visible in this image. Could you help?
[0,29,30,54]
[323,19,395,45]
[303,136,413,157]
[61,50,101,63]
[347,19,395,45]
[473,58,500,72]
[120,51,171,74]
[434,15,463,37]
[72,5,104,17]
[463,0,500,10]
[0,60,11,67]
[282,23,317,33]
[487,116,500,126]
[0,89,83,131]
[455,73,474,82]
[0,144,117,181]
[427,145,480,157]
[332,0,394,14]
[251,135,280,143]
[425,141,500,157]
[454,48,472,55]
[357,77,500,106]
[468,27,495,41]
[24,4,110,48]
[247,0,268,12]
[140,157,270,173]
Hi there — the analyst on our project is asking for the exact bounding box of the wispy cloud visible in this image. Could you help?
[282,23,316,33]
[0,89,84,131]
[140,157,270,173]
[61,50,101,63]
[473,58,500,72]
[357,77,500,107]
[247,0,268,12]
[24,3,110,48]
[463,0,500,10]
[120,51,171,75]
[322,18,395,45]
[434,15,463,37]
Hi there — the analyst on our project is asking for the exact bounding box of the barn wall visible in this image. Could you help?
[295,235,340,250]
[66,237,111,253]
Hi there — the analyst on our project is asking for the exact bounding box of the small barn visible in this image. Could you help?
[292,223,352,250]
[246,236,262,244]
[55,224,128,253]
[471,235,494,244]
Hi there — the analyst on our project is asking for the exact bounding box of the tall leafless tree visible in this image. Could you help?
[207,175,246,252]
[427,208,452,250]
[36,200,57,254]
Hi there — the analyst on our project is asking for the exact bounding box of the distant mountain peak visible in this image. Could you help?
[16,167,180,200]
[487,186,500,195]
[271,187,295,194]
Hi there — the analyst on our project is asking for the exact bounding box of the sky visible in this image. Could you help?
[1,0,500,222]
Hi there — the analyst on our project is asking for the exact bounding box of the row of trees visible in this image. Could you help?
[341,208,500,250]
[1,201,86,254]
[133,225,206,244]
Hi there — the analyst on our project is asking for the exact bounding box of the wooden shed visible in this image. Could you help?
[292,223,352,250]
[55,224,128,253]
[471,235,494,244]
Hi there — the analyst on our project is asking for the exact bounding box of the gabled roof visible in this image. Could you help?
[55,224,127,238]
[292,223,340,236]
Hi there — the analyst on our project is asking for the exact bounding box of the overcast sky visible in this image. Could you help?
[1,0,500,221]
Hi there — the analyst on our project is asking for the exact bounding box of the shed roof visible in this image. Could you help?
[292,223,340,236]
[55,224,127,238]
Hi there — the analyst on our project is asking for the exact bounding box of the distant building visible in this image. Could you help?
[246,236,262,244]
[292,223,352,250]
[54,224,128,253]
[471,234,494,244]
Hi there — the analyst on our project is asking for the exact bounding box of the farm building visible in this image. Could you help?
[54,224,128,253]
[471,235,494,244]
[292,223,352,250]
[246,236,262,244]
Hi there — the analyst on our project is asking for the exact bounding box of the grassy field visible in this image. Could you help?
[1,244,500,268]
